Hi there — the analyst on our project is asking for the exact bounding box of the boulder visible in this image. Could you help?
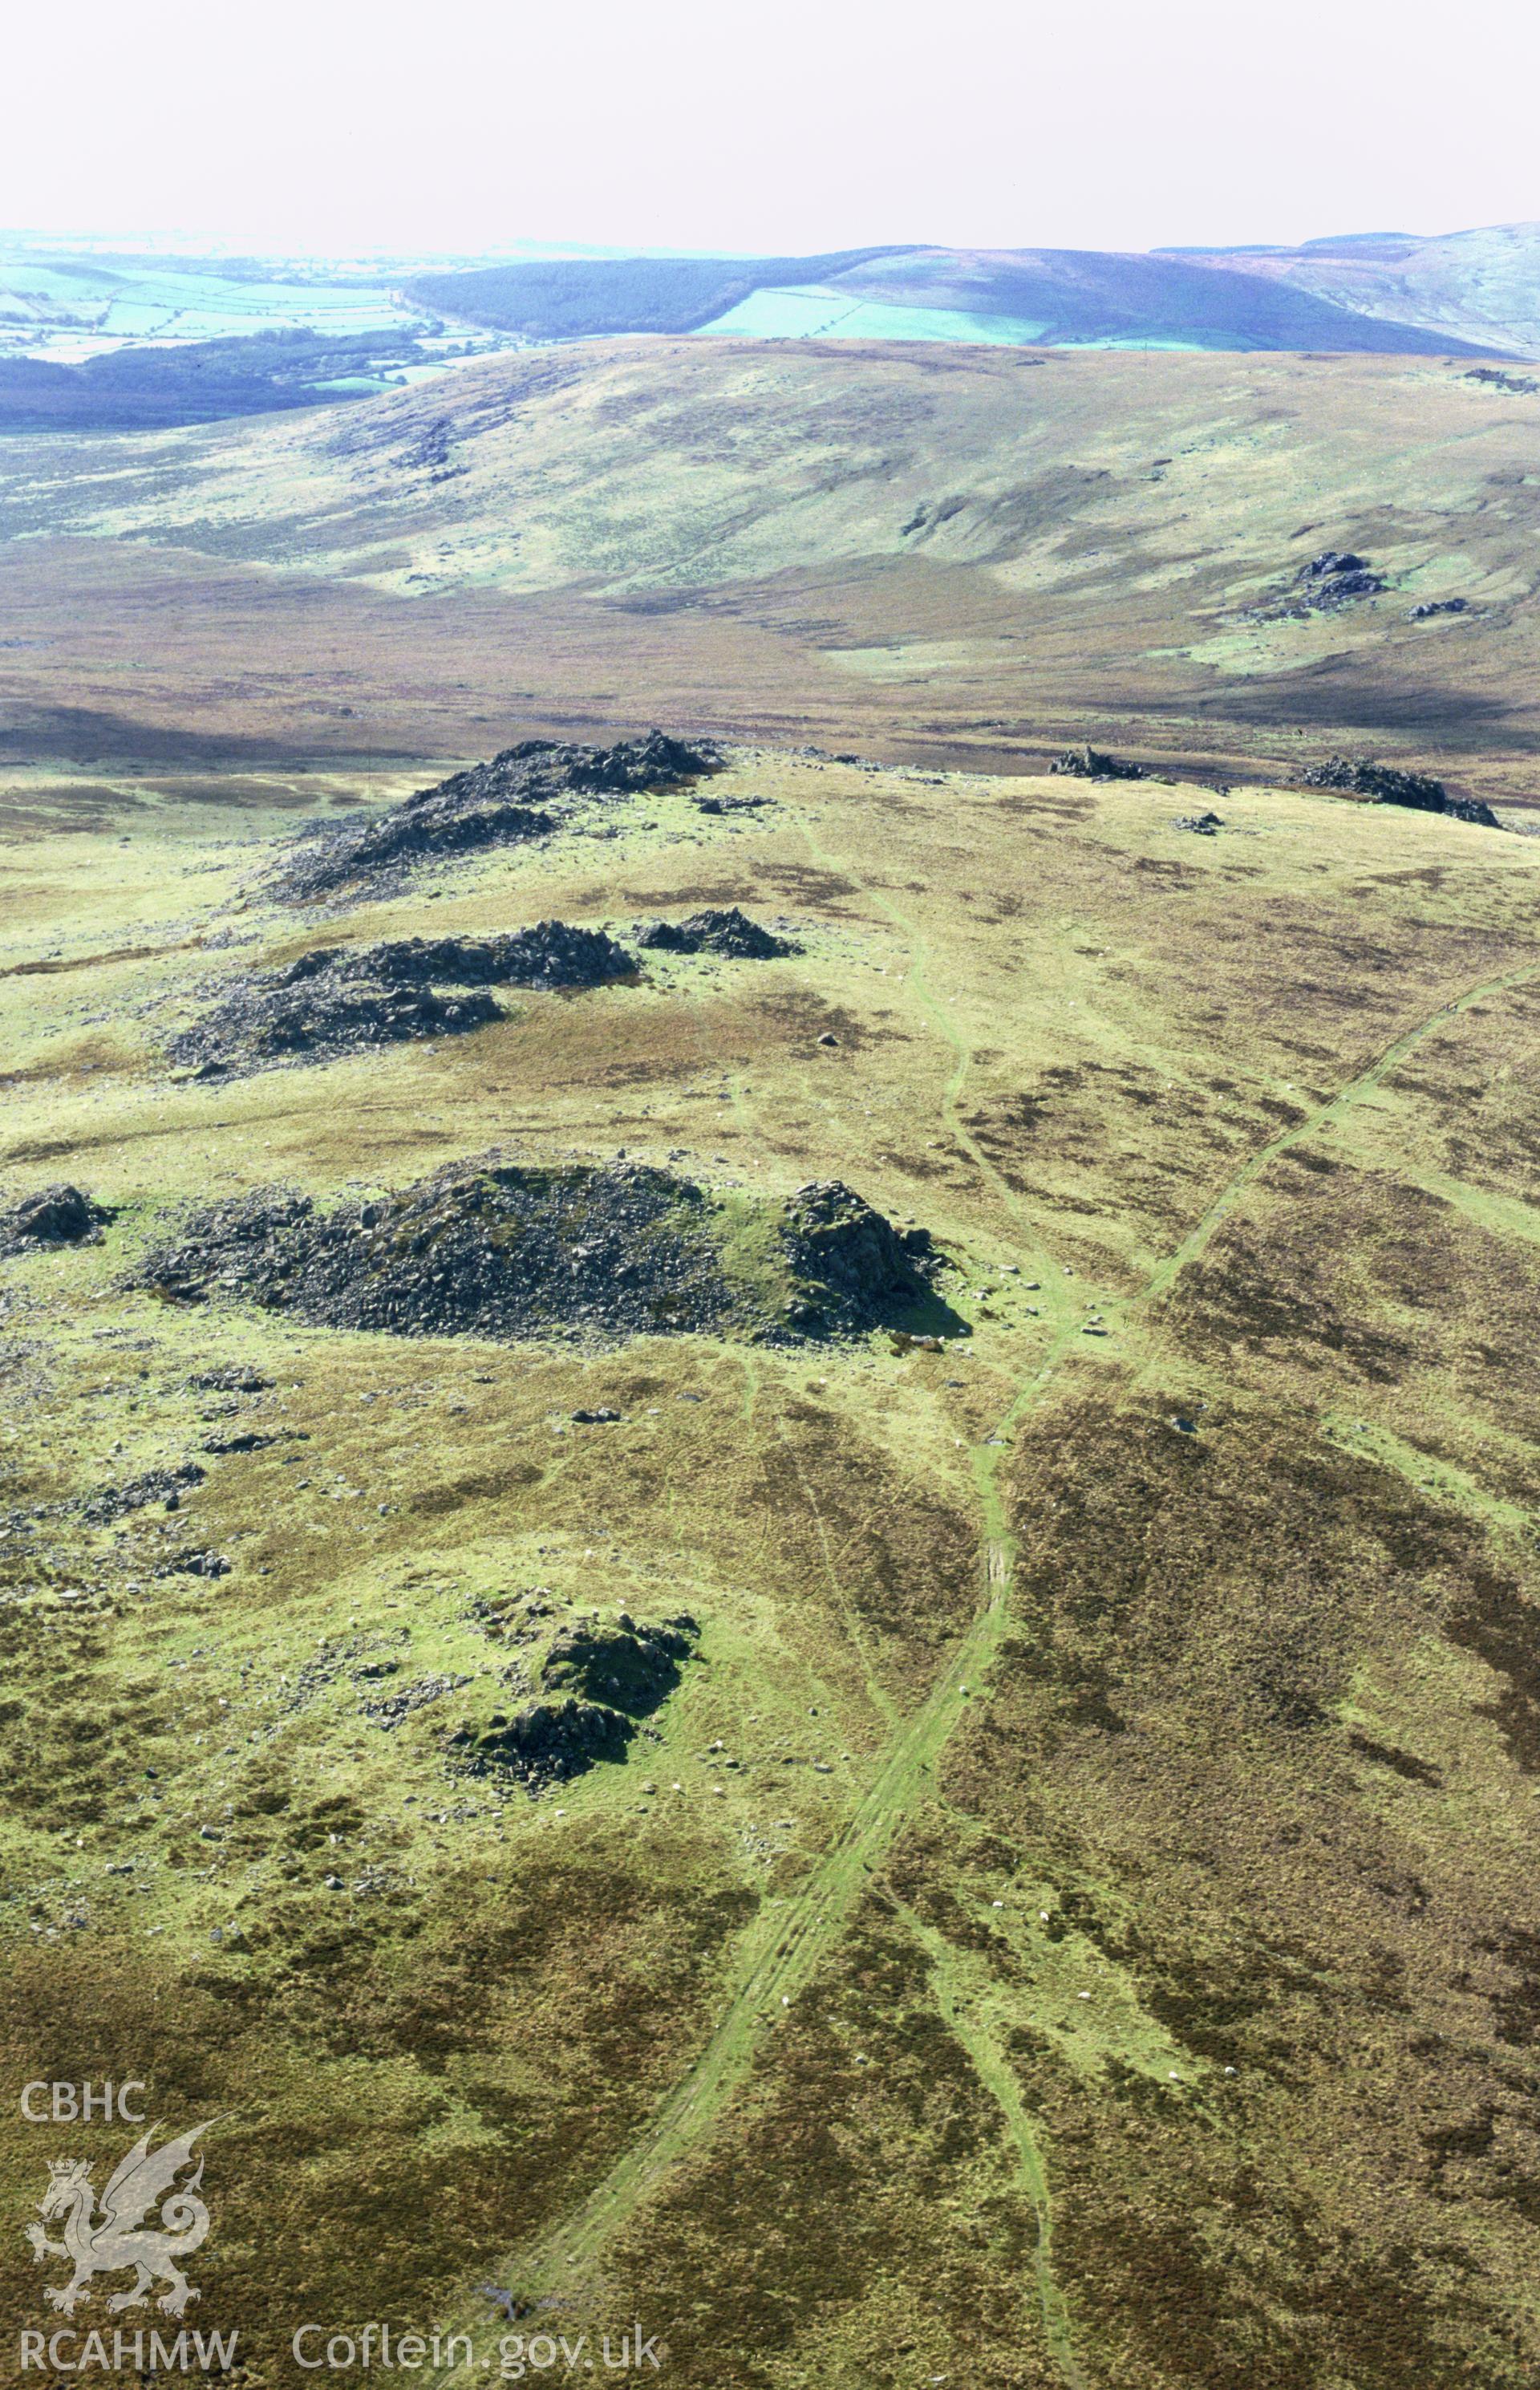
[1050,745,1145,781]
[634,907,798,959]
[540,1616,698,1716]
[3,1184,107,1247]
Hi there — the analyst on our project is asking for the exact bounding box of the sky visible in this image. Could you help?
[5,0,1537,258]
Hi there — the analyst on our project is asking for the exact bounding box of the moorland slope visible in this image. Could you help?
[2,341,1539,797]
[1171,221,1540,359]
[1,732,1538,2389]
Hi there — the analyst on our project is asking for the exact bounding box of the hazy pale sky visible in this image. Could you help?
[6,0,1537,256]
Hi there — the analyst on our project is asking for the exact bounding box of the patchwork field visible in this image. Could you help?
[2,727,1538,2388]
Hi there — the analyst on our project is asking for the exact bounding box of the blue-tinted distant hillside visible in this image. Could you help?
[402,250,910,338]
[809,247,1507,351]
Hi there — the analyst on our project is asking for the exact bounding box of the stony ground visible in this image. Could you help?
[1,736,1538,2390]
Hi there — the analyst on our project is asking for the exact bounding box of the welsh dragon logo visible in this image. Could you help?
[26,2120,214,2318]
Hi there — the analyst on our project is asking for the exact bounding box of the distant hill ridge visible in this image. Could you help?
[2,221,1536,436]
[403,239,1522,357]
[1153,219,1540,357]
[403,249,912,339]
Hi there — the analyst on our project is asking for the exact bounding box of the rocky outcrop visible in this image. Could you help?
[168,976,501,1076]
[456,1697,633,1782]
[540,1615,697,1716]
[133,1162,737,1341]
[0,1183,111,1254]
[634,907,798,959]
[1302,756,1501,827]
[131,1157,942,1345]
[451,1612,700,1786]
[693,792,772,817]
[1290,550,1385,611]
[168,920,637,1076]
[188,1364,274,1394]
[301,922,638,990]
[269,731,722,901]
[780,1180,932,1333]
[79,1463,206,1525]
[1050,745,1145,781]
